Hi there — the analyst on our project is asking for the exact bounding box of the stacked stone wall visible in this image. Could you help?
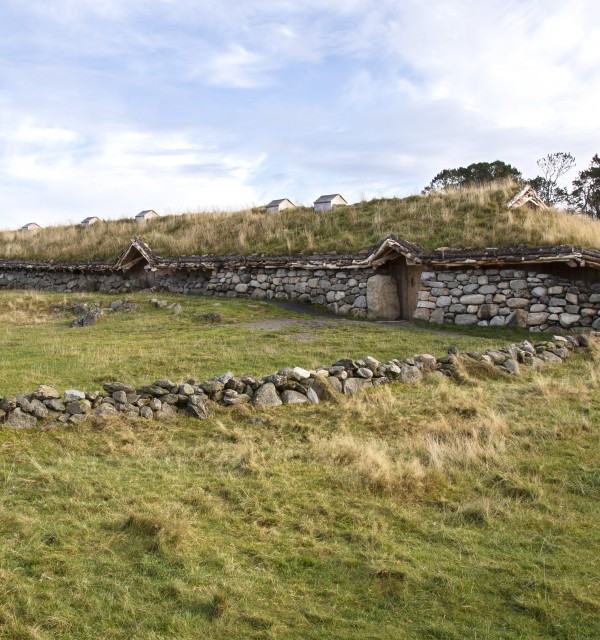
[0,269,129,294]
[154,266,384,317]
[1,334,593,430]
[414,267,600,332]
[3,261,600,331]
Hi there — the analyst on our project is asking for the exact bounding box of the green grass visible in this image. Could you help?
[2,180,600,262]
[1,292,599,639]
[0,291,532,395]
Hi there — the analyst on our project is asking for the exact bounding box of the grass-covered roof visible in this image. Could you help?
[2,181,600,262]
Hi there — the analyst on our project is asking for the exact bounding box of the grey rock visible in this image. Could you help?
[68,413,88,424]
[324,376,343,394]
[281,390,308,404]
[5,409,37,429]
[0,396,17,412]
[343,377,372,395]
[455,314,478,325]
[179,383,195,396]
[32,385,60,400]
[509,279,527,290]
[506,298,529,309]
[356,367,374,379]
[64,389,86,403]
[153,379,177,390]
[103,382,135,394]
[559,312,581,328]
[187,398,211,419]
[413,354,437,372]
[538,351,563,364]
[306,387,320,404]
[479,285,497,295]
[366,275,400,320]
[43,398,65,411]
[549,297,567,307]
[478,303,499,320]
[291,366,311,380]
[505,309,528,329]
[363,356,380,371]
[66,399,92,415]
[459,294,485,305]
[223,393,251,406]
[155,403,177,420]
[112,390,128,403]
[412,308,431,321]
[527,312,549,326]
[399,364,423,383]
[200,380,225,395]
[71,309,103,327]
[501,359,520,375]
[28,399,48,419]
[253,383,282,407]
[93,403,118,418]
[429,308,445,324]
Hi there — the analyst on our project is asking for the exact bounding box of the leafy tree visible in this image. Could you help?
[571,154,600,218]
[423,160,522,194]
[530,152,575,206]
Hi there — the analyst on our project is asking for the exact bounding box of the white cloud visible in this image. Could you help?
[0,115,264,228]
[0,0,599,227]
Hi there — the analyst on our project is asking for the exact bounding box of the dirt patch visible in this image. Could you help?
[245,318,342,332]
[285,332,321,342]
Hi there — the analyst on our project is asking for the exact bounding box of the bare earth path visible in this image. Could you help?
[244,300,467,338]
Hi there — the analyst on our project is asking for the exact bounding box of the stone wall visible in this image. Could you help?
[4,261,600,331]
[154,265,386,318]
[414,267,600,332]
[0,269,130,294]
[1,334,592,430]
[0,262,394,318]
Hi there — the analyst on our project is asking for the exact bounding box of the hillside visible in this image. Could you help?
[0,292,599,638]
[2,181,600,262]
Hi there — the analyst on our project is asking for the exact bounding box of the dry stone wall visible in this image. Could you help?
[1,334,592,431]
[154,265,382,317]
[3,261,600,331]
[414,267,600,332]
[0,269,130,294]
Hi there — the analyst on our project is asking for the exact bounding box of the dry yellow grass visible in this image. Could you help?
[0,292,67,325]
[3,180,600,261]
[311,378,509,493]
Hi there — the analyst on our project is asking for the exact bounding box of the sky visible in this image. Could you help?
[0,0,599,229]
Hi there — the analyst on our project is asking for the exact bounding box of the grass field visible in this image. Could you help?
[2,181,600,262]
[0,291,531,395]
[1,292,599,639]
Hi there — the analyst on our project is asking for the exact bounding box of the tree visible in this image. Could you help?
[422,160,522,194]
[571,154,600,218]
[530,152,575,206]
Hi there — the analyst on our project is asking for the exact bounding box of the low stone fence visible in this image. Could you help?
[1,334,593,431]
[414,268,600,332]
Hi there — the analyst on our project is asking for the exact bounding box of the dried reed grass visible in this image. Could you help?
[3,180,599,261]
